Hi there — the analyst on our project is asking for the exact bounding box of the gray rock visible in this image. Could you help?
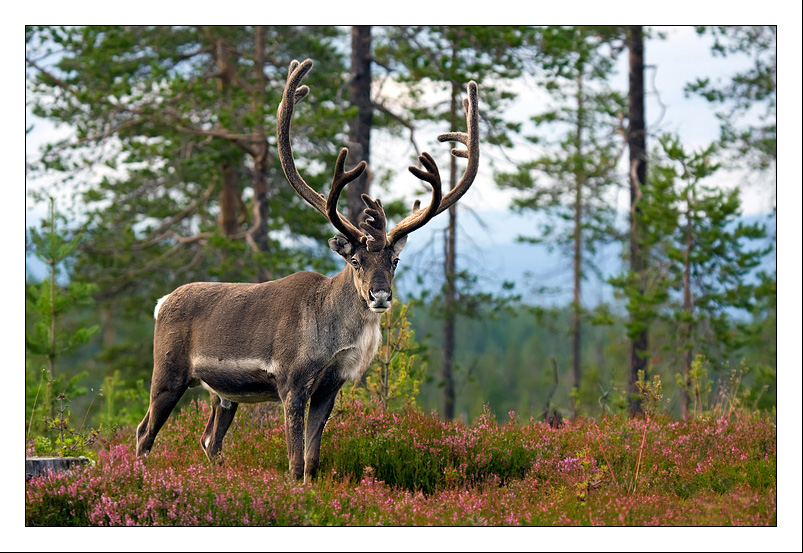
[25,456,92,479]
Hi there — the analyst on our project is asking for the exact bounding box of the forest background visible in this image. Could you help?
[14,11,802,544]
[24,24,784,426]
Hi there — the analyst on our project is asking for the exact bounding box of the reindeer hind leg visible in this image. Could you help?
[135,369,190,457]
[200,392,238,464]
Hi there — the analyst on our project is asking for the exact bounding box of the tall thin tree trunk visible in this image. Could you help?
[627,25,648,417]
[46,200,56,417]
[347,25,373,224]
[102,304,115,349]
[48,251,56,380]
[442,64,459,421]
[681,196,694,422]
[218,162,241,237]
[214,38,243,239]
[571,68,585,419]
[250,26,271,281]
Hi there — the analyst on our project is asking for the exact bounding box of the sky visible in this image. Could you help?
[11,13,803,548]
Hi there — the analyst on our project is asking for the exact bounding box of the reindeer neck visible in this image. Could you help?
[328,266,379,324]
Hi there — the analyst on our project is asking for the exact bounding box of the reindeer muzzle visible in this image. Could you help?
[368,289,391,313]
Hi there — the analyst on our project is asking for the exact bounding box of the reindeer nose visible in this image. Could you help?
[369,289,392,304]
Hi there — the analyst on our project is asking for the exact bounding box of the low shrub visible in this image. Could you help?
[26,400,776,526]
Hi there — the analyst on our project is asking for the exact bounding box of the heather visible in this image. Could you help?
[26,400,776,526]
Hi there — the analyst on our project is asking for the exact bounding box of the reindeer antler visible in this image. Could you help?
[435,81,480,215]
[386,152,443,244]
[359,195,387,252]
[325,148,368,242]
[278,60,480,248]
[386,81,479,243]
[277,59,364,242]
[433,81,480,217]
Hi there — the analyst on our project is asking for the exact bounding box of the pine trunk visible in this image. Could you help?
[442,71,460,421]
[214,37,243,240]
[627,25,648,417]
[681,199,694,421]
[347,25,373,224]
[249,26,271,281]
[571,68,585,419]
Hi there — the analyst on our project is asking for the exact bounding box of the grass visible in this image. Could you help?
[25,399,776,526]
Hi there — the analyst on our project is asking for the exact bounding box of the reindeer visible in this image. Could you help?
[135,59,479,481]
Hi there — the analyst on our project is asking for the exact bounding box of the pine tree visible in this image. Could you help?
[642,135,771,420]
[686,26,776,175]
[26,26,353,389]
[26,198,99,422]
[496,26,626,417]
[26,26,351,306]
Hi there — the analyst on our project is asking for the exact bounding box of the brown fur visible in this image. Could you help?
[137,247,398,481]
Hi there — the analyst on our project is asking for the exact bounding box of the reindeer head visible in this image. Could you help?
[277,59,479,314]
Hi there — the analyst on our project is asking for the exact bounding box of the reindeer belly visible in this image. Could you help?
[191,355,280,404]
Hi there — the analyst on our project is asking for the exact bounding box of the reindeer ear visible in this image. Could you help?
[391,235,407,256]
[328,235,353,258]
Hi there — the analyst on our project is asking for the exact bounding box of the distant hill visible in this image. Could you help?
[26,210,776,308]
[395,209,776,306]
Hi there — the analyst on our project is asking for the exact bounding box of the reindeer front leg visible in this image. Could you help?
[304,377,344,481]
[280,388,308,480]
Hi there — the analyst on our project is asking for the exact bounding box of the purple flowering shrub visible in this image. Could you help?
[26,399,776,526]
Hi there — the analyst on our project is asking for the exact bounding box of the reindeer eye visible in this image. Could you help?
[350,258,361,269]
[392,258,400,268]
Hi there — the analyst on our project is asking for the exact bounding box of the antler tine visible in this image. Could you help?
[326,149,367,242]
[386,152,443,244]
[277,59,364,241]
[277,60,322,209]
[433,81,480,217]
[358,194,387,252]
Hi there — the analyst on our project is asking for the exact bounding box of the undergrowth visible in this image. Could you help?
[26,399,776,526]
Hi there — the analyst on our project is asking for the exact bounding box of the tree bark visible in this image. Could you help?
[442,67,459,421]
[681,195,694,422]
[214,37,243,240]
[347,25,373,224]
[218,162,241,237]
[249,26,271,281]
[627,25,648,417]
[571,67,585,419]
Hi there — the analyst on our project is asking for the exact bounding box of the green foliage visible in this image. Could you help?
[26,198,99,430]
[26,198,99,370]
[611,134,773,418]
[34,392,100,459]
[676,355,767,422]
[635,370,666,418]
[322,404,542,495]
[26,26,349,310]
[686,26,776,172]
[98,370,151,430]
[375,26,531,147]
